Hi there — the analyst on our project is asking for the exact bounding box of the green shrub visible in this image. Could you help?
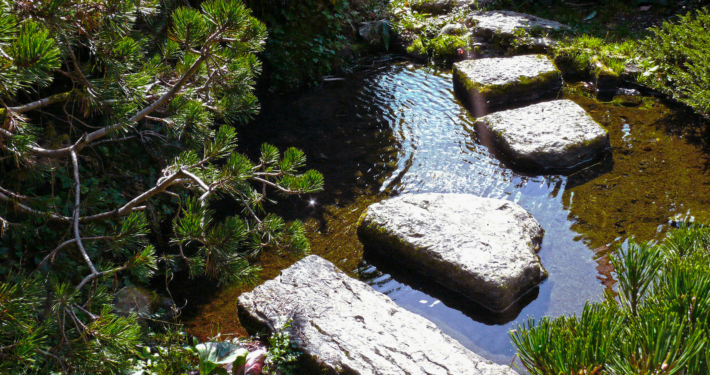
[638,7,710,117]
[512,225,710,375]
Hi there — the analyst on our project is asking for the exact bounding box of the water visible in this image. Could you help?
[187,61,710,371]
[329,64,602,364]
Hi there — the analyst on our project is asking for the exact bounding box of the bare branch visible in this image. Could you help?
[252,177,300,194]
[0,90,78,117]
[0,189,71,222]
[71,150,98,275]
[36,236,111,271]
[180,169,210,192]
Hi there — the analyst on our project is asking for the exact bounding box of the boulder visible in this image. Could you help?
[466,10,567,39]
[357,193,547,312]
[411,0,454,14]
[453,54,562,115]
[238,255,517,375]
[475,99,610,171]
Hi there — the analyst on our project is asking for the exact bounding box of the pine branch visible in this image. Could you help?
[0,90,79,117]
[70,150,98,276]
[252,177,300,194]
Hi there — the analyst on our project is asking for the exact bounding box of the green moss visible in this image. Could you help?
[428,35,468,60]
[475,68,562,98]
[406,38,427,56]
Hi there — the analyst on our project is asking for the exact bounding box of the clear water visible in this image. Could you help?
[222,61,707,370]
[344,64,601,365]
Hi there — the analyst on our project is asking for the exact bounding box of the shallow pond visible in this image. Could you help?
[182,62,710,370]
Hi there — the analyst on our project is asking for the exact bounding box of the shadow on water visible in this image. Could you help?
[181,60,710,371]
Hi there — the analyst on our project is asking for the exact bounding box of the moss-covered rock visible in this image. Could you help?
[452,54,563,116]
[475,99,611,172]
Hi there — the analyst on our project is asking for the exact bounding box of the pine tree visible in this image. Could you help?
[0,0,323,372]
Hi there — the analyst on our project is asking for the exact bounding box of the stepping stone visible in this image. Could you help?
[357,193,547,312]
[238,255,517,375]
[466,10,568,39]
[411,0,454,14]
[475,99,610,171]
[453,54,562,116]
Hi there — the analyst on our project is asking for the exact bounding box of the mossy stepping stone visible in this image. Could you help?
[453,54,562,116]
[357,193,547,312]
[466,10,568,39]
[475,99,610,172]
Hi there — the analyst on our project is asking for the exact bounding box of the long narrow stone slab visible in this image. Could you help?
[238,255,517,375]
[357,193,547,312]
[475,99,610,171]
[453,55,562,115]
[466,10,568,38]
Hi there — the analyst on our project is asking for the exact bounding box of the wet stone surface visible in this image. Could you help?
[238,255,518,375]
[475,99,611,172]
[358,193,547,312]
[453,55,562,115]
[466,10,568,38]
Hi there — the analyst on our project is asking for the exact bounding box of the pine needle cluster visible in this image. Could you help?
[511,225,710,375]
[0,0,323,372]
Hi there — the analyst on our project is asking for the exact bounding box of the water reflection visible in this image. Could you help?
[227,62,710,369]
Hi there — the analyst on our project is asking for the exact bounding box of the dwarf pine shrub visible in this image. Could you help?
[638,7,710,117]
[511,224,710,375]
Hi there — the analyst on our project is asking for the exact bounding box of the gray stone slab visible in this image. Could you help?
[466,10,567,38]
[453,55,562,115]
[358,193,547,312]
[238,255,517,375]
[475,99,610,171]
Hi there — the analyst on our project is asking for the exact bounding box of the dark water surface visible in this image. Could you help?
[186,62,710,370]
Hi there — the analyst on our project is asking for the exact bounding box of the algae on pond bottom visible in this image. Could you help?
[562,92,710,250]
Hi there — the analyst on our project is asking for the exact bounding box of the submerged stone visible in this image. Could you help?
[238,255,516,375]
[453,54,562,115]
[357,193,547,312]
[466,10,567,38]
[475,99,610,171]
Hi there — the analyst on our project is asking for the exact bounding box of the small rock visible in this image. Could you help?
[475,100,611,172]
[359,20,389,46]
[453,54,563,115]
[358,193,547,311]
[438,23,467,36]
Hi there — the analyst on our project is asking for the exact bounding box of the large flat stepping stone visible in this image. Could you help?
[466,10,567,39]
[238,255,517,375]
[475,99,610,171]
[357,193,547,312]
[453,54,562,115]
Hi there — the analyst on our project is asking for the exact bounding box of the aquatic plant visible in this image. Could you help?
[511,224,710,375]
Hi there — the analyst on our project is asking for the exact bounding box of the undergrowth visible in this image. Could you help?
[512,224,710,375]
[637,7,710,118]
